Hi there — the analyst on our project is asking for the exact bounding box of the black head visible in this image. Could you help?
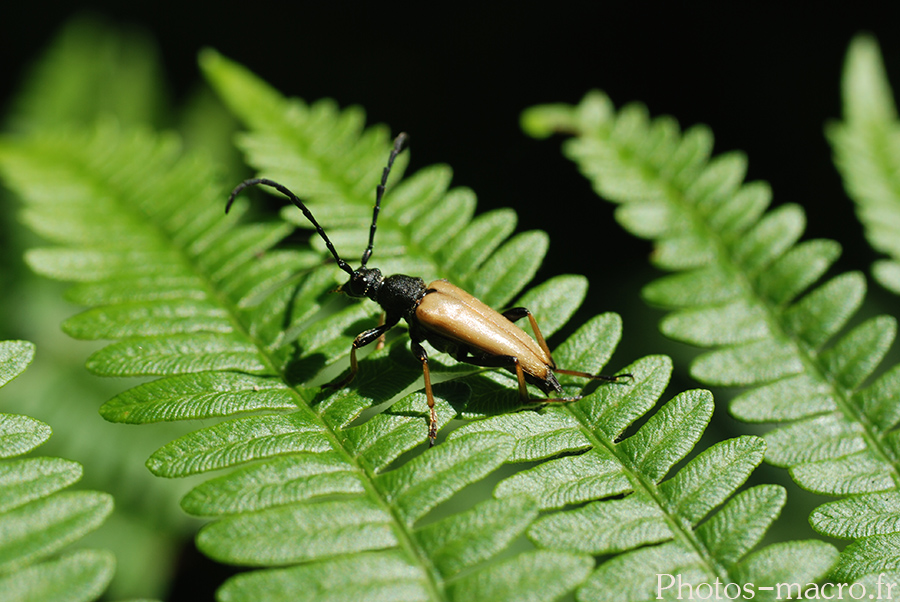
[226,133,409,293]
[338,267,384,300]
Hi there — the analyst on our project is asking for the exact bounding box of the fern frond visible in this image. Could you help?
[7,16,166,133]
[827,34,900,294]
[0,54,619,598]
[458,354,837,601]
[1,18,233,599]
[524,90,900,582]
[0,340,116,601]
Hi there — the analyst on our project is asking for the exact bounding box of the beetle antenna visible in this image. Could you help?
[226,178,354,276]
[361,132,409,267]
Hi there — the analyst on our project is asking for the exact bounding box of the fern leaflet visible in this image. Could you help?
[0,340,117,602]
[524,87,900,582]
[827,34,900,295]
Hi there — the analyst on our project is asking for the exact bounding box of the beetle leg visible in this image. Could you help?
[375,312,387,350]
[329,318,398,390]
[453,350,548,401]
[455,350,587,411]
[502,307,553,365]
[509,359,582,403]
[410,339,438,447]
[510,357,534,400]
[503,307,632,383]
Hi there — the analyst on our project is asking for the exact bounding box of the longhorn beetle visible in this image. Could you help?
[227,133,631,446]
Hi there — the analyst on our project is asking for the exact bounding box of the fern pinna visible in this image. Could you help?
[0,340,116,601]
[0,48,838,600]
[828,35,900,296]
[524,76,900,585]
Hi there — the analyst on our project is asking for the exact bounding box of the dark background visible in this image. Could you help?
[3,3,898,360]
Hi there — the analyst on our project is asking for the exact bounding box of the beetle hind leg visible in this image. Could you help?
[503,307,632,383]
[411,340,438,447]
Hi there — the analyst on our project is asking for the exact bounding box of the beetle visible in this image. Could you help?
[227,133,631,445]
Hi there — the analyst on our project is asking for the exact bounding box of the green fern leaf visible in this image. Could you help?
[7,16,166,132]
[460,351,836,600]
[179,452,364,515]
[827,35,900,295]
[524,86,900,582]
[216,550,432,602]
[0,413,50,461]
[446,551,593,602]
[732,541,844,601]
[833,536,900,584]
[0,341,36,390]
[98,372,305,423]
[811,492,900,540]
[0,340,116,601]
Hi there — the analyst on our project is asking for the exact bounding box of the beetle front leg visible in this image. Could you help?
[329,319,396,390]
[375,312,387,350]
[410,339,438,447]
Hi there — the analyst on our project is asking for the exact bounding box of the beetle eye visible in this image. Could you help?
[343,268,381,298]
[344,275,364,297]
